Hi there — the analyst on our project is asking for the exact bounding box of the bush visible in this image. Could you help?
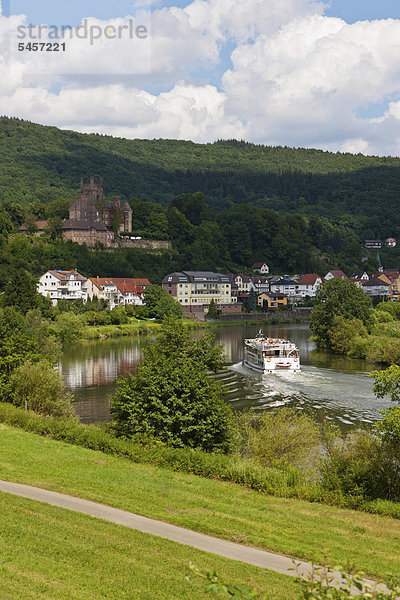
[329,316,367,355]
[321,429,400,501]
[9,360,75,418]
[374,310,395,323]
[235,408,324,474]
[54,312,85,343]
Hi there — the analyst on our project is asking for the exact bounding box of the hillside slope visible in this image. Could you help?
[1,116,400,236]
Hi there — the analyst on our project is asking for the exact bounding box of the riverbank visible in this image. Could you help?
[207,314,310,328]
[81,318,204,340]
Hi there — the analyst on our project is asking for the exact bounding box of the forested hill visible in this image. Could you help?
[1,116,400,237]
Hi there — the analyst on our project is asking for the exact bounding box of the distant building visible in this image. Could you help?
[257,292,288,309]
[227,273,251,294]
[252,262,269,275]
[18,220,49,236]
[375,271,400,300]
[38,270,88,305]
[351,272,369,280]
[361,278,390,298]
[249,276,270,294]
[63,177,133,247]
[297,274,322,298]
[270,277,298,298]
[85,277,150,308]
[324,270,347,280]
[162,271,240,316]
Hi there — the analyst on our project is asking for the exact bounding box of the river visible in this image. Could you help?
[59,323,392,429]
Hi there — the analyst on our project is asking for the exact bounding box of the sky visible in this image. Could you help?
[2,0,400,155]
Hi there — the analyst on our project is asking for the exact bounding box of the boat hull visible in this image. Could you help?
[243,358,300,373]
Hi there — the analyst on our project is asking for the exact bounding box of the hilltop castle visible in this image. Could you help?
[62,178,133,247]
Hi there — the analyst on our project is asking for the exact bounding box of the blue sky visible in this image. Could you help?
[8,0,400,23]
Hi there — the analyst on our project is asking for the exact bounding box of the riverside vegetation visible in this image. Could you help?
[310,277,400,365]
[1,313,400,597]
[1,306,400,514]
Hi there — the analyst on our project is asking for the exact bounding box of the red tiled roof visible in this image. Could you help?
[48,270,86,281]
[252,262,266,269]
[375,272,400,281]
[19,220,49,231]
[327,270,346,278]
[299,274,321,285]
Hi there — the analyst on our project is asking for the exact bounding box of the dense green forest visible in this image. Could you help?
[0,116,399,282]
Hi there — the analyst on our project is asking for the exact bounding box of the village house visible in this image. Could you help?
[252,262,270,274]
[85,277,150,308]
[297,274,322,298]
[162,271,241,317]
[270,276,298,298]
[38,270,88,305]
[18,220,49,236]
[257,292,288,310]
[361,277,390,298]
[62,177,133,247]
[324,270,347,280]
[376,270,400,301]
[249,276,270,295]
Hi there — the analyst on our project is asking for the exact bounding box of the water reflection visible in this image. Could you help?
[59,324,392,429]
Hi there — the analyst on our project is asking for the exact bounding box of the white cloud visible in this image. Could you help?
[1,1,400,155]
[222,15,400,151]
[2,82,244,142]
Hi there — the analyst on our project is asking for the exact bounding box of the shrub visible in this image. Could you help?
[236,408,324,474]
[54,312,85,343]
[9,360,75,418]
[321,429,400,502]
[375,310,395,323]
[329,316,367,355]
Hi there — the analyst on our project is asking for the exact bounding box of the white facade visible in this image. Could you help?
[234,274,251,293]
[85,278,144,308]
[253,263,270,274]
[270,279,298,298]
[38,270,88,305]
[163,272,237,308]
[297,275,323,298]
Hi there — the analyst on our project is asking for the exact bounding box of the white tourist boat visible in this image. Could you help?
[242,331,300,373]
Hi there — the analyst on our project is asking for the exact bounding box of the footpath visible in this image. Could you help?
[0,479,384,594]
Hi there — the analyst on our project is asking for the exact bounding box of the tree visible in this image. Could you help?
[10,360,75,417]
[111,319,233,452]
[372,365,400,444]
[206,299,219,319]
[144,284,183,319]
[54,312,85,343]
[246,289,257,313]
[329,316,368,354]
[310,279,372,350]
[3,269,40,314]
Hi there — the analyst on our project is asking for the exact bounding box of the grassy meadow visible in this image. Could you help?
[0,424,399,580]
[0,491,298,600]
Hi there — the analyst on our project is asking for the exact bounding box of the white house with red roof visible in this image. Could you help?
[38,270,88,305]
[324,270,347,281]
[252,262,269,275]
[297,274,323,298]
[85,277,149,308]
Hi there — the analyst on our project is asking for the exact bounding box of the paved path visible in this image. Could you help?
[0,479,382,593]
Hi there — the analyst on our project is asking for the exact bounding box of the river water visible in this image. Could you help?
[59,324,392,429]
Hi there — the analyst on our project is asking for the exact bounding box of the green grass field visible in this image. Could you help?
[0,492,297,600]
[0,424,399,580]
